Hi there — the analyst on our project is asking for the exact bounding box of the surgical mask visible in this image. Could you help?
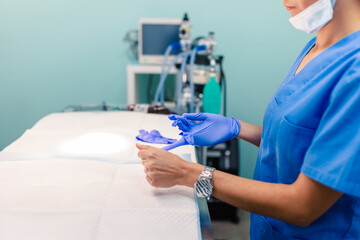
[289,0,336,34]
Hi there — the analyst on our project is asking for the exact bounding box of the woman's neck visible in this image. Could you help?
[314,0,360,51]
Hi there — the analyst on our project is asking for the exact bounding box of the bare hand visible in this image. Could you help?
[136,143,189,188]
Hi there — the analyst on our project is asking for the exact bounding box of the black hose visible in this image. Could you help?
[217,56,227,117]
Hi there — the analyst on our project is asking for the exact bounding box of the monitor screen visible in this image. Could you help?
[141,24,181,56]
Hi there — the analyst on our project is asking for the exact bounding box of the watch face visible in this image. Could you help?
[195,179,213,198]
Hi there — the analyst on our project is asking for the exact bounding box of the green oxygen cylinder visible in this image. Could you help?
[203,72,221,114]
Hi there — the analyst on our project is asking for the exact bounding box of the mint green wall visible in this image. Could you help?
[0,0,311,178]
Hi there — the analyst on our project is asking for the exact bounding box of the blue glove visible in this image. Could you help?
[136,130,177,144]
[162,113,241,151]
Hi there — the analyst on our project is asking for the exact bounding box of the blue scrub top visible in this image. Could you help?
[251,30,360,240]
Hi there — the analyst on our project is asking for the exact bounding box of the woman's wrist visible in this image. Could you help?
[180,161,205,188]
[236,120,262,147]
[236,120,243,138]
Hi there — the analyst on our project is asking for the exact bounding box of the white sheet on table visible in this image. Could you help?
[3,112,193,163]
[31,112,146,132]
[30,112,181,140]
[0,156,199,240]
[3,129,139,163]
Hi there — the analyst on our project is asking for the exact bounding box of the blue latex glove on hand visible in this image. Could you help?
[162,113,241,151]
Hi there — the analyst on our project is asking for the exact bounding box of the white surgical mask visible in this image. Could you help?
[289,0,336,34]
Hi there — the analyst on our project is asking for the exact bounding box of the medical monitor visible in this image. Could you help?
[138,18,182,65]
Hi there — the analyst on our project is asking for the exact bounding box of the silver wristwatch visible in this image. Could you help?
[194,166,215,200]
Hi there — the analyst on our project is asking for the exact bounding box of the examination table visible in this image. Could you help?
[0,111,213,240]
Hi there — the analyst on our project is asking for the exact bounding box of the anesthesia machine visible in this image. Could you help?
[124,13,240,222]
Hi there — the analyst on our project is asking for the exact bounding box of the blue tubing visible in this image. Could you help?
[159,43,181,103]
[155,42,182,105]
[188,45,207,112]
[159,45,173,104]
[189,49,196,112]
[153,52,188,105]
[176,52,190,114]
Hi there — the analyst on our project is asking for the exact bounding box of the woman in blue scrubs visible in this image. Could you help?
[137,0,360,239]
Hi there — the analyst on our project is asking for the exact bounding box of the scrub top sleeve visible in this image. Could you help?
[301,62,360,198]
